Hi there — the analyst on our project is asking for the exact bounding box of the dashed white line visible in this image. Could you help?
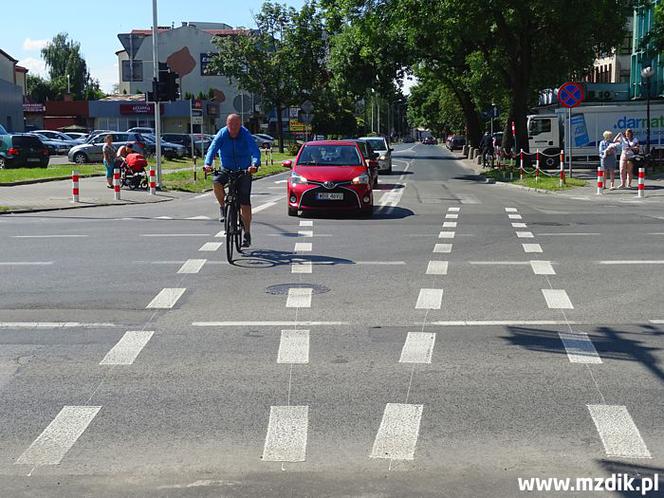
[426,261,448,275]
[177,259,207,274]
[433,244,453,253]
[193,321,347,326]
[445,214,459,219]
[512,223,528,228]
[559,332,601,364]
[0,262,53,266]
[530,261,555,275]
[508,214,523,220]
[100,330,154,365]
[0,322,116,329]
[542,289,574,309]
[442,222,457,228]
[598,261,664,265]
[12,235,88,239]
[291,261,312,274]
[298,230,314,238]
[522,244,543,253]
[277,330,309,364]
[142,234,210,237]
[415,289,444,309]
[294,243,312,252]
[370,403,423,461]
[262,405,308,462]
[186,216,211,220]
[399,332,436,364]
[199,242,222,252]
[16,406,102,465]
[447,207,461,212]
[299,220,313,227]
[146,288,186,309]
[587,405,651,458]
[286,288,313,308]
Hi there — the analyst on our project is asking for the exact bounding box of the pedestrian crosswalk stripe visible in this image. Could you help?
[426,261,448,275]
[542,289,573,309]
[299,220,313,227]
[442,222,457,228]
[558,332,601,364]
[286,288,312,308]
[291,261,312,274]
[508,214,523,220]
[146,288,186,309]
[447,207,461,212]
[277,330,309,364]
[100,330,154,365]
[370,403,423,461]
[199,242,222,252]
[262,405,308,462]
[445,214,459,219]
[415,289,443,309]
[587,405,651,458]
[294,243,312,252]
[433,244,453,253]
[438,231,455,239]
[530,261,555,275]
[512,223,527,228]
[505,207,518,213]
[399,332,436,363]
[177,259,207,274]
[522,244,543,253]
[516,231,534,238]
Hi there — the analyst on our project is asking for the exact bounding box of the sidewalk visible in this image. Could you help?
[456,151,664,203]
[0,174,185,213]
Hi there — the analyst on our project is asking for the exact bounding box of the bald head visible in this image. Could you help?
[226,113,242,138]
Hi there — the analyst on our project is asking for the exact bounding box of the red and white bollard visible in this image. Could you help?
[535,150,540,182]
[597,167,604,195]
[113,168,121,200]
[637,167,646,198]
[71,170,79,203]
[559,151,565,187]
[149,168,156,195]
[519,149,524,180]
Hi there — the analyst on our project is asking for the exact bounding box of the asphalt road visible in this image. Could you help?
[1,144,663,497]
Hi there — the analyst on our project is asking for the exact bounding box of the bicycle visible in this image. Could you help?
[218,169,249,263]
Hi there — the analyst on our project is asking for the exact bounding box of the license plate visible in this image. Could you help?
[27,158,40,163]
[317,192,343,200]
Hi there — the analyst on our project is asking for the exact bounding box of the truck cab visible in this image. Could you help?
[527,114,563,166]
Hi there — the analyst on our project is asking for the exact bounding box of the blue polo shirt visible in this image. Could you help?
[204,126,261,171]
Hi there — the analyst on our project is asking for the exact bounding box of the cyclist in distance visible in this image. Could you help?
[204,113,261,247]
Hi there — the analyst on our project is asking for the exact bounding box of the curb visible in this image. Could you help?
[0,195,175,215]
[0,173,105,187]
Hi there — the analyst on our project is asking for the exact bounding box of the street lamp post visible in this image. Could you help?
[641,65,654,156]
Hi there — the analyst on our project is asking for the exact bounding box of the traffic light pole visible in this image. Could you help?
[152,0,162,187]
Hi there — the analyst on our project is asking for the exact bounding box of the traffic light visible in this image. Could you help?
[150,63,180,102]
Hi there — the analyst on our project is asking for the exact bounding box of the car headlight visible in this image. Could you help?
[290,173,308,185]
[352,174,370,185]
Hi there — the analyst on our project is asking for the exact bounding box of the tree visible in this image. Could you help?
[26,74,56,103]
[209,2,326,152]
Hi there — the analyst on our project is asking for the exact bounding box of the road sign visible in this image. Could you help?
[557,82,585,108]
[298,111,313,124]
[301,100,314,113]
[233,94,252,113]
[191,116,203,125]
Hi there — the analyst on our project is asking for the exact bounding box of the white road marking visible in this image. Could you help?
[199,242,222,252]
[508,214,523,220]
[0,262,53,266]
[598,261,664,265]
[587,405,651,458]
[516,231,534,239]
[286,288,312,308]
[469,261,531,266]
[433,244,453,253]
[0,322,116,329]
[192,193,211,200]
[438,231,455,239]
[294,243,312,253]
[530,261,555,275]
[512,223,528,228]
[426,261,448,275]
[298,230,314,238]
[415,289,444,309]
[427,320,578,326]
[370,403,423,461]
[445,214,459,219]
[522,244,543,253]
[253,200,279,213]
[457,194,480,204]
[299,220,314,227]
[215,230,226,238]
[12,235,88,239]
[399,332,436,364]
[146,288,186,309]
[186,216,211,220]
[16,406,102,465]
[193,321,347,326]
[559,332,601,364]
[291,261,312,274]
[442,222,457,228]
[155,216,172,219]
[177,259,207,274]
[505,208,518,213]
[447,207,461,212]
[100,330,154,365]
[277,330,309,364]
[274,179,288,184]
[262,405,308,462]
[142,234,210,237]
[649,320,664,324]
[542,289,574,309]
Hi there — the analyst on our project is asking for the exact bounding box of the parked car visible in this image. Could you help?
[0,124,8,135]
[446,135,466,151]
[27,133,71,155]
[254,133,274,142]
[252,134,274,148]
[282,140,375,217]
[403,135,415,143]
[0,134,49,168]
[63,132,89,142]
[141,134,186,159]
[68,132,147,164]
[422,136,438,145]
[358,136,393,174]
[126,127,155,135]
[33,129,83,145]
[349,139,379,187]
[161,133,211,157]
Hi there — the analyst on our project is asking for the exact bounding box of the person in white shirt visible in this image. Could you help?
[614,128,639,189]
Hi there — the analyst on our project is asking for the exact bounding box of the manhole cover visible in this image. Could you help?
[265,283,330,295]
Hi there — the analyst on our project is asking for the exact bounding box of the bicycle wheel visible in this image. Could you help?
[225,203,235,263]
[234,202,244,252]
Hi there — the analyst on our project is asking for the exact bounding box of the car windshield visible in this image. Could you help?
[297,145,362,166]
[363,139,387,151]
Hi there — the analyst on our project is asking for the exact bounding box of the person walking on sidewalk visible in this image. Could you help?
[599,131,618,189]
[102,135,116,188]
[615,128,639,188]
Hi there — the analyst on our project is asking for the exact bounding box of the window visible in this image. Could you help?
[528,119,552,136]
[297,145,362,166]
[121,60,144,82]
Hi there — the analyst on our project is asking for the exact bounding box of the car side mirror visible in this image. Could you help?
[282,160,293,169]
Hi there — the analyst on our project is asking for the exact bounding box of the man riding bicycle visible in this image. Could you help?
[204,114,261,248]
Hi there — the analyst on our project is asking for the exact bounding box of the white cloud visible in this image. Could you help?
[23,38,49,51]
[18,57,47,77]
[90,64,120,93]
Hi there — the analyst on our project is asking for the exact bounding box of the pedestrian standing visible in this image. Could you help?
[615,128,639,189]
[102,135,116,188]
[599,131,618,189]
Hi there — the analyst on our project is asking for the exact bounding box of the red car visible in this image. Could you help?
[283,140,375,217]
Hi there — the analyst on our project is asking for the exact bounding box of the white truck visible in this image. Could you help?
[527,102,664,167]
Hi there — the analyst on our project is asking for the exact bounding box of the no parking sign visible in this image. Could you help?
[557,82,585,108]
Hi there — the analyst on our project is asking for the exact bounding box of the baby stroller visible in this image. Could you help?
[119,153,149,190]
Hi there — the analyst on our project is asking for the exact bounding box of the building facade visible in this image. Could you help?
[116,22,253,129]
[631,2,662,99]
[0,49,25,132]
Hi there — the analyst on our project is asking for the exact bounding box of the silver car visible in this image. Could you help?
[34,130,84,145]
[359,137,393,174]
[67,132,147,164]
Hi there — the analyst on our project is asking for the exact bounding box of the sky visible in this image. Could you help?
[4,0,305,92]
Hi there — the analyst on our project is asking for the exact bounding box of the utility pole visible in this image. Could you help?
[152,0,162,187]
